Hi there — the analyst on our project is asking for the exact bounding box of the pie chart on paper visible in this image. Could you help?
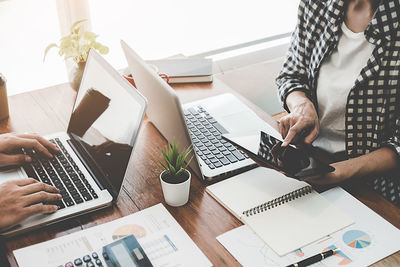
[112,224,147,240]
[343,230,371,249]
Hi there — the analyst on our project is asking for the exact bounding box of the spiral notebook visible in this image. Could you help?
[206,167,354,256]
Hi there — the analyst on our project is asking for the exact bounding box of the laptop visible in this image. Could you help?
[121,40,276,182]
[0,49,147,236]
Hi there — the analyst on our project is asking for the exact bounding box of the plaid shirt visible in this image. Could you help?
[276,0,400,203]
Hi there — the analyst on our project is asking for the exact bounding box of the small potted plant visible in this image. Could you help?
[159,142,193,207]
[43,19,109,91]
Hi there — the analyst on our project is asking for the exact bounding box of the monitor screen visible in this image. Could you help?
[67,51,145,197]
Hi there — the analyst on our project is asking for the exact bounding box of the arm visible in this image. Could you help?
[275,0,320,146]
[305,147,398,185]
[305,116,400,185]
[276,0,313,112]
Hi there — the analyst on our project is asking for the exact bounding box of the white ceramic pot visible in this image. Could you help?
[160,170,191,207]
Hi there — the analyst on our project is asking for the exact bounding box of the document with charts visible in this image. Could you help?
[207,167,354,256]
[13,204,211,267]
[217,187,400,267]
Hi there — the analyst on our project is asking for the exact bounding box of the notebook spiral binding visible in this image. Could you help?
[242,185,313,217]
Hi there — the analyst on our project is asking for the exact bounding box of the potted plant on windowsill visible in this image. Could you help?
[159,142,193,207]
[43,19,109,91]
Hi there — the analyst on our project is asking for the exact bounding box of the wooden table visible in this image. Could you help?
[2,79,400,267]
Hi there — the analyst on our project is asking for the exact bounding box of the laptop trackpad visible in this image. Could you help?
[220,112,267,134]
[0,168,26,184]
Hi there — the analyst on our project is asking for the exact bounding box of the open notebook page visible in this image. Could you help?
[206,167,309,220]
[207,167,354,256]
[244,190,354,256]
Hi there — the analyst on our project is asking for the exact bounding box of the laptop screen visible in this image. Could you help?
[67,50,146,198]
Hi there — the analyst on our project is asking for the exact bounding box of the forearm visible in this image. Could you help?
[286,91,315,113]
[339,147,398,180]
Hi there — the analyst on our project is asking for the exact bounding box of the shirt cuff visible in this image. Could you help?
[382,135,400,163]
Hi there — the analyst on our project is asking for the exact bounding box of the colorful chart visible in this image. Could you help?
[343,230,371,249]
[295,248,304,257]
[112,224,147,240]
[317,235,333,244]
[141,235,178,261]
[324,245,352,265]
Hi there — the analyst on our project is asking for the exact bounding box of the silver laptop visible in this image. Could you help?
[121,40,272,182]
[0,49,147,236]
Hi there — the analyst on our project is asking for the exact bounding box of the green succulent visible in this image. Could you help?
[44,19,109,63]
[159,141,193,184]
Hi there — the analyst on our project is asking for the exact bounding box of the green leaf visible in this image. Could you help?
[43,43,58,62]
[158,141,193,179]
[83,31,97,40]
[98,45,109,54]
[70,19,87,33]
[167,162,176,175]
[158,160,168,171]
[44,19,109,64]
[183,154,194,170]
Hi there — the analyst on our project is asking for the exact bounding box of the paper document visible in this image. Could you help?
[14,204,212,267]
[207,167,353,256]
[217,187,400,266]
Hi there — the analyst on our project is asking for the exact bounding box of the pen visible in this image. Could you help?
[286,248,338,267]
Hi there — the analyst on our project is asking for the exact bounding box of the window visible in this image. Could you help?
[0,0,67,95]
[0,0,299,95]
[90,0,299,68]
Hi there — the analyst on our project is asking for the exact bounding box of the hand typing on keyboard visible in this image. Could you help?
[0,133,59,167]
[0,178,61,231]
[0,133,61,231]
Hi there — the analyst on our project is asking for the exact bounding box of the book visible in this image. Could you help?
[146,58,213,83]
[217,187,400,266]
[206,167,354,256]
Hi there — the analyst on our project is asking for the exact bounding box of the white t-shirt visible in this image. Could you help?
[313,22,375,153]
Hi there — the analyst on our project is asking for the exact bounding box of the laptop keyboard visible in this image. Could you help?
[184,106,248,170]
[23,138,98,210]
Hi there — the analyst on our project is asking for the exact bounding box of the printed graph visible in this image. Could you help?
[295,248,304,257]
[141,235,178,261]
[342,230,371,249]
[112,224,147,240]
[324,245,352,265]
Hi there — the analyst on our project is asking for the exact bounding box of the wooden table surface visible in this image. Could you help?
[2,79,400,267]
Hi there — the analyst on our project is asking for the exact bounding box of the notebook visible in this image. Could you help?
[206,167,354,256]
[146,58,213,83]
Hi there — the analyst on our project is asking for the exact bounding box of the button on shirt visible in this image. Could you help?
[313,22,375,153]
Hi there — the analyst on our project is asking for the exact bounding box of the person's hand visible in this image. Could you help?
[304,160,355,186]
[279,91,319,147]
[0,178,61,231]
[0,133,59,168]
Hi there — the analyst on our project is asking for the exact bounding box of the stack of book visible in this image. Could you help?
[146,58,213,84]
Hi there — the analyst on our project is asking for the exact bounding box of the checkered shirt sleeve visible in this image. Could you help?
[276,0,313,112]
[275,0,400,161]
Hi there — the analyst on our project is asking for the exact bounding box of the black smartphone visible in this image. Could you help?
[222,131,335,179]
